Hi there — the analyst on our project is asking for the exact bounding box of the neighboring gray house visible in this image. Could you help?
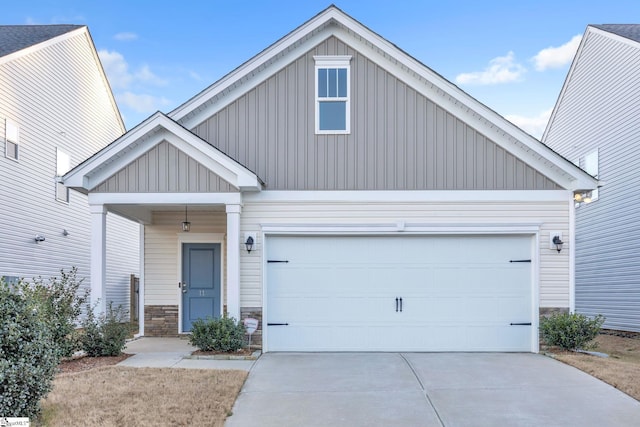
[543,24,640,333]
[64,6,597,352]
[0,25,139,312]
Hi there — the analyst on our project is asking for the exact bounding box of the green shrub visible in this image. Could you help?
[0,279,59,418]
[189,316,245,352]
[540,312,605,350]
[80,302,130,356]
[18,267,88,358]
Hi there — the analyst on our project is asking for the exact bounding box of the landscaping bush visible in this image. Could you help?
[189,316,245,352]
[80,302,130,356]
[0,279,59,418]
[540,312,605,351]
[19,267,88,358]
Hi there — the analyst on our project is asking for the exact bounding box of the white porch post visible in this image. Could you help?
[90,204,107,314]
[226,204,241,320]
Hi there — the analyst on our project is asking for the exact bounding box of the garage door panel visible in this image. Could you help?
[266,235,533,352]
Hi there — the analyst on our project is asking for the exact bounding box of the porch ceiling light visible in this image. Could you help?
[181,206,191,232]
[574,192,592,204]
[245,236,254,253]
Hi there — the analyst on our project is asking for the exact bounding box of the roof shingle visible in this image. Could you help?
[592,24,640,43]
[0,25,83,58]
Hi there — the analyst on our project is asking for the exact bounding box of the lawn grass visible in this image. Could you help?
[550,333,640,401]
[39,367,247,426]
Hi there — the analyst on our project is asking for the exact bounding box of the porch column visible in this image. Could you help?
[90,204,107,314]
[226,204,241,320]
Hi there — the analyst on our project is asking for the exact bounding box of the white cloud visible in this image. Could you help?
[114,32,138,41]
[135,65,169,86]
[98,50,132,89]
[98,49,168,89]
[455,52,526,85]
[117,92,171,114]
[532,35,582,71]
[505,108,554,138]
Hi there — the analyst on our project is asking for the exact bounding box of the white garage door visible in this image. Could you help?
[266,235,533,352]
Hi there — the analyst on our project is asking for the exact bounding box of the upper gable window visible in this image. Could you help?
[5,119,19,160]
[314,56,351,134]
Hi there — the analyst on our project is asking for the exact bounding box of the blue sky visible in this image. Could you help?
[4,1,640,136]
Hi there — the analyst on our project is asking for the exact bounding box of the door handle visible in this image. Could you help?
[399,297,403,312]
[395,297,399,312]
[180,282,188,294]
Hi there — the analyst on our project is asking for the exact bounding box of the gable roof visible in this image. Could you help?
[591,24,640,44]
[63,112,262,193]
[170,5,597,192]
[0,25,84,58]
[542,24,640,143]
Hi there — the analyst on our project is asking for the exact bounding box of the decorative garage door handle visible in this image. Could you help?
[395,297,403,312]
[510,322,532,326]
[509,259,531,263]
[267,323,289,326]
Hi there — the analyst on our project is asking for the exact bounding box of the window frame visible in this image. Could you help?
[55,148,71,203]
[314,55,352,135]
[5,119,19,161]
[583,149,599,202]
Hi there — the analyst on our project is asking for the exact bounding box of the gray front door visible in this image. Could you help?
[182,243,221,332]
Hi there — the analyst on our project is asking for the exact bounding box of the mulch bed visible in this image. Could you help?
[57,353,133,374]
[191,348,255,356]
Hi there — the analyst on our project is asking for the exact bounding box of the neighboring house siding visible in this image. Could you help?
[544,28,640,332]
[0,29,139,309]
[144,211,226,306]
[94,140,236,193]
[193,36,560,191]
[238,198,570,309]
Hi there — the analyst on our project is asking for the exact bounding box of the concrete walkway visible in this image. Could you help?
[226,352,640,427]
[117,337,255,371]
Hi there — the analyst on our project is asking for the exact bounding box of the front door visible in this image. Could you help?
[182,243,221,332]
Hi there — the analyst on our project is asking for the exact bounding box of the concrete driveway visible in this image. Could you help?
[226,353,640,427]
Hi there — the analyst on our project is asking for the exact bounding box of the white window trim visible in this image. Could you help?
[5,119,19,161]
[583,149,599,202]
[314,55,352,135]
[56,148,71,203]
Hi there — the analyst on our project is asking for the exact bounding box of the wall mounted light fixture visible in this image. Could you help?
[245,236,254,253]
[552,235,564,253]
[574,192,592,205]
[181,206,191,232]
[34,235,46,243]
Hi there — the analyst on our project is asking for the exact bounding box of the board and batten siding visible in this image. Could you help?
[144,211,227,306]
[192,36,560,192]
[0,29,139,309]
[94,140,236,193]
[238,199,571,309]
[544,28,640,332]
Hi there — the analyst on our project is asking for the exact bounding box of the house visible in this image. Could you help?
[63,6,597,352]
[543,24,640,333]
[0,25,139,313]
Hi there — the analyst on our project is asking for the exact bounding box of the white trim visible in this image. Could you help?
[89,204,107,314]
[531,232,540,353]
[262,230,540,353]
[88,192,243,205]
[137,225,145,337]
[226,204,241,320]
[260,223,541,235]
[569,199,576,312]
[244,190,573,203]
[176,233,225,334]
[63,112,261,192]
